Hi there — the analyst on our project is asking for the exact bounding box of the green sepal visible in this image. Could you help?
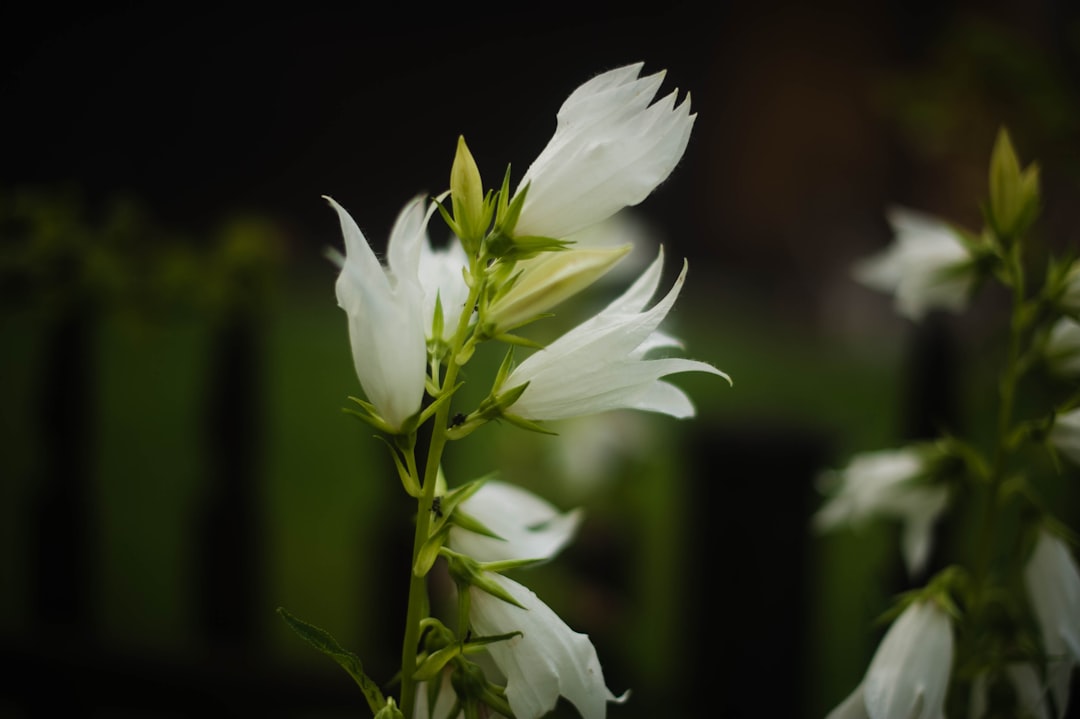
[374,698,405,719]
[499,410,559,436]
[436,199,464,245]
[342,396,396,435]
[374,435,420,497]
[441,549,526,609]
[493,331,548,350]
[276,607,385,715]
[430,476,491,536]
[463,630,525,651]
[413,643,465,681]
[450,508,504,539]
[481,556,547,574]
[417,382,463,427]
[414,523,451,577]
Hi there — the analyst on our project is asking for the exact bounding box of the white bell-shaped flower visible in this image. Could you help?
[1024,529,1080,717]
[813,447,949,576]
[854,206,976,321]
[326,195,429,432]
[468,572,625,719]
[503,247,728,421]
[513,62,694,240]
[826,600,954,719]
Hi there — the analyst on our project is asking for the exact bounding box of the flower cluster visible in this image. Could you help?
[819,130,1080,719]
[285,63,725,719]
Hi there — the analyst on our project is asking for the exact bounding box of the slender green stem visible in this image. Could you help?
[975,244,1026,586]
[399,263,486,719]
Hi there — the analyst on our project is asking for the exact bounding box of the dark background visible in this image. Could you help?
[2,2,1079,717]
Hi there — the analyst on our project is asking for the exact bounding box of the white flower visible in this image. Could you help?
[1024,529,1080,717]
[513,63,694,240]
[418,236,470,344]
[450,480,583,563]
[1050,408,1080,467]
[968,663,1050,719]
[854,206,976,321]
[813,447,949,576]
[326,195,429,432]
[826,600,954,719]
[468,572,625,719]
[503,247,728,421]
[1046,318,1080,377]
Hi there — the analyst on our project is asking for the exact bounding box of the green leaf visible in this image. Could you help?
[276,607,385,715]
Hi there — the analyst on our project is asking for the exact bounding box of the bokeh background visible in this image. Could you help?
[2,2,1079,717]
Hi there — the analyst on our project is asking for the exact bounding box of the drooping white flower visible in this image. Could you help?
[418,236,470,344]
[854,206,976,322]
[468,572,625,719]
[826,600,954,719]
[968,663,1050,719]
[1024,529,1080,717]
[813,447,949,576]
[1046,318,1080,378]
[503,247,728,421]
[326,195,429,432]
[1050,408,1080,468]
[513,63,694,240]
[450,480,583,563]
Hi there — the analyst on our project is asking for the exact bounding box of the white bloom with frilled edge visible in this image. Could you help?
[854,206,976,321]
[326,195,429,432]
[503,247,728,421]
[1024,529,1080,717]
[826,600,954,719]
[449,480,583,563]
[469,572,626,719]
[1050,408,1080,468]
[814,447,949,576]
[513,63,694,240]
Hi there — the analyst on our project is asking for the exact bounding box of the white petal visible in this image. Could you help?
[469,574,623,719]
[450,481,583,563]
[864,601,953,719]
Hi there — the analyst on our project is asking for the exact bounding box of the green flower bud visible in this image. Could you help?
[988,128,1040,242]
[450,136,488,251]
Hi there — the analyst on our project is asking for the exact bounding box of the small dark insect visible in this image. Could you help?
[431,496,443,519]
[450,412,466,428]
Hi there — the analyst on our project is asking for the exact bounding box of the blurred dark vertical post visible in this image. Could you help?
[32,302,95,631]
[195,221,281,651]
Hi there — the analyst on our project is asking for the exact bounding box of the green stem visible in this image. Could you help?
[399,263,486,719]
[975,244,1026,586]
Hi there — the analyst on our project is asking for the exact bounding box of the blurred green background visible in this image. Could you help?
[2,2,1079,717]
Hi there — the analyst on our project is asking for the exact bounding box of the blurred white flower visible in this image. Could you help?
[1050,408,1080,467]
[504,247,728,421]
[813,447,948,576]
[326,195,428,432]
[968,663,1050,719]
[450,480,583,563]
[826,600,954,719]
[418,236,470,344]
[513,62,694,240]
[1046,318,1080,377]
[469,572,625,719]
[1024,529,1080,717]
[414,670,462,719]
[854,206,976,321]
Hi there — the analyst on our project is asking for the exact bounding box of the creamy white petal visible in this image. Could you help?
[469,573,624,719]
[863,601,954,719]
[514,64,694,239]
[1046,318,1080,377]
[504,251,727,421]
[327,196,428,431]
[1050,408,1080,467]
[450,481,583,563]
[419,236,470,343]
